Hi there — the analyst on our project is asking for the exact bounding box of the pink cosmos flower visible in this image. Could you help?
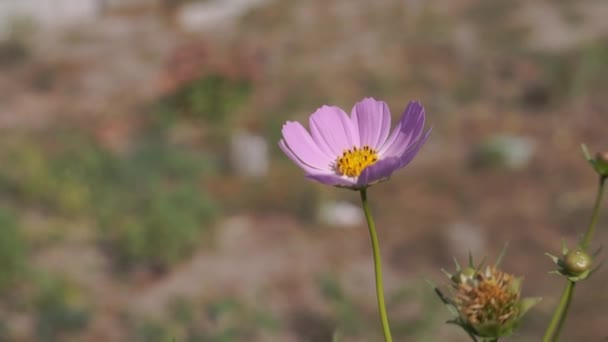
[279,97,430,189]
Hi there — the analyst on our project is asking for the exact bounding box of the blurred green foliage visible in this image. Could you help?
[96,139,219,270]
[154,73,251,126]
[317,274,444,341]
[0,209,26,292]
[134,297,280,342]
[531,39,608,104]
[0,138,110,216]
[0,131,219,270]
[34,277,91,341]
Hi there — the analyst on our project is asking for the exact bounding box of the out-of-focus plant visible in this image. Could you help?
[540,145,607,342]
[0,137,111,217]
[133,296,280,342]
[34,276,91,341]
[97,141,219,270]
[0,209,26,292]
[153,73,252,127]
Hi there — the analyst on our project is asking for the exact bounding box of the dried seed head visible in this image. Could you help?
[454,267,519,330]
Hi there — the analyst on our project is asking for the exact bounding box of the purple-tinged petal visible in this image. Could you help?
[281,121,333,169]
[306,173,356,188]
[309,105,357,157]
[351,98,391,149]
[379,101,425,158]
[397,128,431,168]
[356,157,400,187]
[278,140,325,174]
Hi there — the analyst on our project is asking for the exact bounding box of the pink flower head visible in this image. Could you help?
[279,97,430,189]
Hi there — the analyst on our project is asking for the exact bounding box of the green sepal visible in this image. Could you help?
[582,144,608,176]
[545,252,560,264]
[587,258,605,278]
[494,242,509,267]
[582,144,593,163]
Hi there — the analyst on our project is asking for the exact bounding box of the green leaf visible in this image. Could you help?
[561,239,569,255]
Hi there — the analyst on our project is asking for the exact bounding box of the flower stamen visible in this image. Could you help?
[335,145,379,177]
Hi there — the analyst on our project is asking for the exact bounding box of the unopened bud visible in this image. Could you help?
[581,145,608,176]
[592,151,608,176]
[597,152,608,164]
[563,249,592,276]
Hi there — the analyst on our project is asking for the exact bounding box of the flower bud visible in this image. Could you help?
[563,248,592,276]
[595,152,608,175]
[547,243,598,282]
[581,144,608,177]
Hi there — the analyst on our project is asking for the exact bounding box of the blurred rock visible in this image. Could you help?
[318,201,363,228]
[0,0,99,39]
[176,0,269,32]
[230,130,268,178]
[446,222,486,257]
[470,135,536,170]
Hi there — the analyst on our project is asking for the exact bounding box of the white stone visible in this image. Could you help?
[472,135,536,170]
[491,135,536,170]
[0,0,100,39]
[176,0,269,32]
[230,130,268,178]
[318,200,364,228]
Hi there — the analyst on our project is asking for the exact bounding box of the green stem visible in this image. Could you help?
[359,188,393,342]
[581,176,606,250]
[542,281,575,342]
[543,175,606,342]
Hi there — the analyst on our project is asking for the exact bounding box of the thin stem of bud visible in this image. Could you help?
[582,175,606,250]
[542,281,575,342]
[543,175,606,341]
[359,188,393,342]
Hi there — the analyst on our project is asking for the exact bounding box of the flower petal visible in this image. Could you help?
[281,121,333,170]
[379,101,425,158]
[351,98,391,149]
[306,173,356,188]
[278,140,324,174]
[398,128,431,168]
[356,157,400,187]
[309,105,357,157]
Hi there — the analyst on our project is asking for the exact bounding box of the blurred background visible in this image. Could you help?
[0,0,607,341]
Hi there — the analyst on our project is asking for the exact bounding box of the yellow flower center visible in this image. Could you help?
[335,145,379,177]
